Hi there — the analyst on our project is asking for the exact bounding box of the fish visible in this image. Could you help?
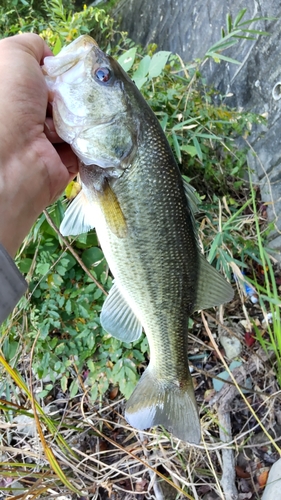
[43,35,234,443]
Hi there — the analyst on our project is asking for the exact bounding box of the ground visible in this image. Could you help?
[1,268,281,500]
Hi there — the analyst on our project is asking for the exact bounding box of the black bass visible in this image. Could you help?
[43,35,233,443]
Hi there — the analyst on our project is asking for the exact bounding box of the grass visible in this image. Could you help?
[1,184,280,498]
[248,169,281,386]
[0,2,281,498]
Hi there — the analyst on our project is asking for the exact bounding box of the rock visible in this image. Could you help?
[13,415,36,437]
[220,335,242,359]
[115,0,281,259]
[261,457,281,500]
[213,360,252,393]
[202,492,221,500]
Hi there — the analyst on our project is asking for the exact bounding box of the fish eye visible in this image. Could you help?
[95,67,111,83]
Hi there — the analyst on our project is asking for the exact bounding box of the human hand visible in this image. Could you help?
[0,33,79,257]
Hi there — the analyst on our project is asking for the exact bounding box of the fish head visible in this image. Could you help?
[43,35,137,170]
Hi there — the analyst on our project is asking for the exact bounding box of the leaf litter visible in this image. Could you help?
[1,271,281,500]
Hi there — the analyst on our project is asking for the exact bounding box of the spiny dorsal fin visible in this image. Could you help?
[182,177,201,214]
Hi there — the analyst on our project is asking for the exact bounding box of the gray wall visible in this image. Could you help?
[116,0,281,256]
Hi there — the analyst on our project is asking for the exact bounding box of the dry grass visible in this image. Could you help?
[1,303,281,500]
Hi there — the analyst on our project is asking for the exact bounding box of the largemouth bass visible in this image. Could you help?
[43,35,233,443]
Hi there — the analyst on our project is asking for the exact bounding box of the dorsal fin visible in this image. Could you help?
[193,254,234,311]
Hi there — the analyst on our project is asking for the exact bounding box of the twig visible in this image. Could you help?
[139,432,165,500]
[202,312,239,500]
[218,407,238,500]
[43,209,107,296]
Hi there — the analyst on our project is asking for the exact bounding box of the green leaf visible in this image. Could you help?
[84,283,97,294]
[90,385,98,402]
[226,13,232,34]
[118,47,137,72]
[140,336,148,353]
[132,349,145,362]
[18,258,32,274]
[207,233,223,264]
[36,263,50,276]
[192,136,203,161]
[122,380,136,399]
[240,29,270,36]
[133,54,151,79]
[181,145,197,157]
[53,36,62,56]
[172,132,182,163]
[55,343,65,356]
[206,51,241,65]
[233,8,247,27]
[134,76,148,90]
[78,304,90,319]
[159,113,169,130]
[2,338,18,362]
[93,288,103,300]
[195,133,221,140]
[33,289,41,298]
[207,29,241,52]
[56,265,67,276]
[55,199,65,225]
[172,116,200,131]
[61,375,68,393]
[82,247,104,268]
[52,274,64,286]
[65,299,72,315]
[69,379,79,398]
[148,50,171,79]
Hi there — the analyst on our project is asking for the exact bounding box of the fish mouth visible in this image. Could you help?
[43,35,99,78]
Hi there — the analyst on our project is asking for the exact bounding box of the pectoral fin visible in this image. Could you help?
[100,283,143,342]
[60,180,126,238]
[96,182,127,238]
[60,189,95,236]
[193,254,234,311]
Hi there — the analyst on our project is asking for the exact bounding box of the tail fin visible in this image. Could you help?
[125,366,201,444]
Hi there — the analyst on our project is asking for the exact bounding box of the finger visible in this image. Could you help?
[55,143,79,177]
[3,33,53,65]
[44,118,64,143]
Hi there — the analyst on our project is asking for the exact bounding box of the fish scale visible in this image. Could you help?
[43,34,234,443]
